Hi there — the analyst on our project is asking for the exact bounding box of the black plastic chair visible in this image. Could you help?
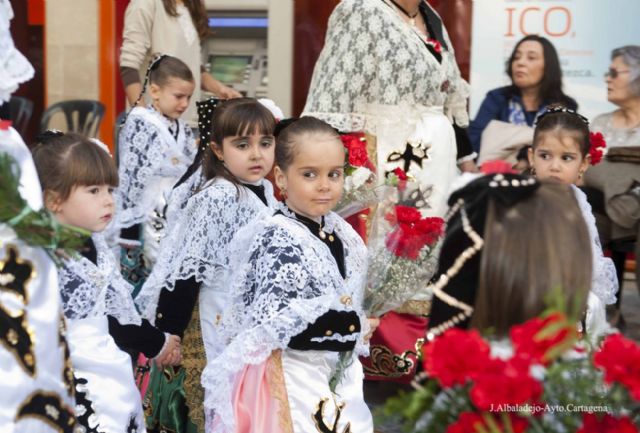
[40,99,105,137]
[9,96,34,136]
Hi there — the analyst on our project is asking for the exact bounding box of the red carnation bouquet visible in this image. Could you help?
[589,132,607,165]
[383,308,640,433]
[363,169,444,316]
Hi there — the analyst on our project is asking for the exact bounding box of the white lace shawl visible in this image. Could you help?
[135,177,277,322]
[114,106,196,229]
[572,185,618,305]
[58,233,141,325]
[201,207,369,433]
[165,166,203,228]
[302,0,470,132]
[0,0,34,104]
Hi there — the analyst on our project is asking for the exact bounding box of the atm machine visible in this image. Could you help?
[202,0,293,115]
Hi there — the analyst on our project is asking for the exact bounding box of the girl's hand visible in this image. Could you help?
[154,334,181,367]
[364,317,381,343]
[215,83,242,99]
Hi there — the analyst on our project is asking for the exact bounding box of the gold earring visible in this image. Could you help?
[530,167,536,176]
[578,170,584,179]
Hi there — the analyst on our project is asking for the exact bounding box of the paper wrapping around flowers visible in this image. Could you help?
[363,183,443,317]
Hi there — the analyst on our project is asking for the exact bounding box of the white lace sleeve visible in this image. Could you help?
[58,234,141,325]
[201,215,365,433]
[135,180,272,321]
[0,0,34,103]
[116,114,167,228]
[572,186,618,305]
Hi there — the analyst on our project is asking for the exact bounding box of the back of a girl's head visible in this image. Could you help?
[31,132,118,200]
[533,106,590,157]
[472,182,591,334]
[149,54,194,87]
[202,98,276,182]
[275,116,341,171]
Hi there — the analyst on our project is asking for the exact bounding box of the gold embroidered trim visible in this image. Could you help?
[362,344,418,378]
[182,301,206,433]
[395,300,432,316]
[266,350,294,433]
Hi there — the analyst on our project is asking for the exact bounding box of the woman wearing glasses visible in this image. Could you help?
[584,45,640,328]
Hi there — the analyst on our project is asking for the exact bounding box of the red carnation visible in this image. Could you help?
[594,333,640,400]
[510,313,577,366]
[470,356,543,411]
[577,413,638,433]
[423,328,491,388]
[392,167,408,181]
[588,132,606,166]
[340,133,371,168]
[447,412,529,433]
[384,207,443,259]
[480,160,517,175]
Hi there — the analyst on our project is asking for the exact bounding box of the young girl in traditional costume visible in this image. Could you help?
[135,98,278,433]
[202,116,375,433]
[527,107,618,337]
[115,54,197,295]
[32,132,181,433]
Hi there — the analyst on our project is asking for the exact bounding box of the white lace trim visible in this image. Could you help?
[302,0,470,131]
[572,185,618,305]
[58,233,141,325]
[0,0,34,103]
[201,207,369,433]
[114,106,196,230]
[135,177,277,322]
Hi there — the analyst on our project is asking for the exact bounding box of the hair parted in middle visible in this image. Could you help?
[532,105,591,157]
[274,116,342,171]
[201,98,276,186]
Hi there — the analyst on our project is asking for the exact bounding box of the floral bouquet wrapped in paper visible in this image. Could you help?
[363,168,444,317]
[335,132,378,218]
[383,309,640,433]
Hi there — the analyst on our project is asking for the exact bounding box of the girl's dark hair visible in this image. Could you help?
[505,35,575,107]
[149,55,194,87]
[532,106,590,157]
[31,132,118,201]
[275,116,341,171]
[161,0,210,40]
[202,98,276,185]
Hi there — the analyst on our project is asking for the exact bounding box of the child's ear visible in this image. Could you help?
[527,146,535,167]
[148,83,161,100]
[580,154,591,175]
[274,165,287,191]
[211,142,224,161]
[44,190,62,213]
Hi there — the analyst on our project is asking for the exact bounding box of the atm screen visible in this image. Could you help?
[209,55,252,84]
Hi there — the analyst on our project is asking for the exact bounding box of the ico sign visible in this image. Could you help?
[505,6,574,38]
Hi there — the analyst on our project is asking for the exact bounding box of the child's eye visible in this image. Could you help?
[562,155,575,161]
[261,140,273,148]
[235,141,248,149]
[89,187,99,194]
[303,172,316,179]
[329,170,343,179]
[108,187,116,194]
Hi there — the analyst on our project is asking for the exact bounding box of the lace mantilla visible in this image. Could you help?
[303,0,470,131]
[114,106,196,230]
[201,207,369,433]
[572,185,618,305]
[135,178,277,322]
[0,0,34,103]
[58,234,141,325]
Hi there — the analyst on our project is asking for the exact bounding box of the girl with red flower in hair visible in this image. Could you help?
[527,106,618,339]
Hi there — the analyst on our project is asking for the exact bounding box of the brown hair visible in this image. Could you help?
[149,55,194,87]
[275,116,342,171]
[471,182,591,335]
[532,107,590,157]
[31,132,118,201]
[161,0,210,40]
[202,98,275,186]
